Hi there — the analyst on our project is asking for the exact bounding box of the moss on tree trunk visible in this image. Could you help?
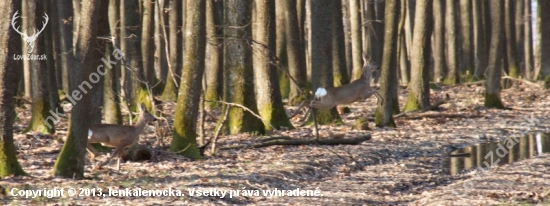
[23,100,55,134]
[484,92,505,109]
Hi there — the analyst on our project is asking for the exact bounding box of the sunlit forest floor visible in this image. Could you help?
[3,82,550,205]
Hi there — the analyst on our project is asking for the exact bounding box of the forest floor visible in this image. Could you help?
[2,81,550,205]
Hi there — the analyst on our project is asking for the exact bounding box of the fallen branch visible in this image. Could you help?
[219,134,371,150]
[210,100,277,131]
[502,76,541,88]
[394,99,448,119]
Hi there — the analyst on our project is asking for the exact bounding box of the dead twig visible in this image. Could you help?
[210,100,278,131]
[219,135,371,150]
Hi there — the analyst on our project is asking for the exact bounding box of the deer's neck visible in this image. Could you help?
[362,69,373,88]
[133,115,147,137]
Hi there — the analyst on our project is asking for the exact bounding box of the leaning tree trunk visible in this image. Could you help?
[374,0,400,127]
[161,0,183,101]
[443,0,459,84]
[204,0,222,109]
[53,0,107,178]
[252,0,294,131]
[23,0,55,134]
[484,0,505,109]
[309,0,342,125]
[0,0,26,178]
[220,0,265,134]
[170,0,206,159]
[432,0,445,82]
[283,0,307,105]
[403,0,433,112]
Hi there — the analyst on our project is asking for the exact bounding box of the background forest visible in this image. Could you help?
[1,0,550,205]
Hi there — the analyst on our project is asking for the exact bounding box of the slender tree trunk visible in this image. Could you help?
[56,0,76,94]
[459,0,473,77]
[161,0,182,101]
[484,0,505,109]
[22,0,31,100]
[154,0,167,85]
[252,0,293,130]
[0,0,26,178]
[350,0,363,80]
[54,0,107,178]
[374,0,400,127]
[515,0,524,73]
[309,0,341,125]
[504,0,519,78]
[283,0,307,105]
[141,0,155,85]
[342,1,353,78]
[432,0,445,82]
[535,0,550,80]
[204,0,223,109]
[365,0,376,64]
[23,0,55,134]
[104,0,122,125]
[404,0,433,112]
[332,0,350,87]
[220,0,265,134]
[473,0,488,79]
[524,0,533,80]
[170,0,206,159]
[443,0,458,84]
[276,2,289,99]
[373,0,385,73]
[396,0,408,84]
[43,1,61,115]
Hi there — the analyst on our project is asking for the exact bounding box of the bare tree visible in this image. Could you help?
[523,0,534,80]
[534,0,550,81]
[484,0,505,109]
[282,0,307,105]
[170,0,206,159]
[349,0,363,80]
[161,0,183,101]
[504,0,520,77]
[0,0,26,178]
[472,0,488,79]
[459,0,473,78]
[403,0,433,112]
[375,0,400,127]
[443,0,458,84]
[53,0,108,178]
[204,0,223,109]
[432,0,445,82]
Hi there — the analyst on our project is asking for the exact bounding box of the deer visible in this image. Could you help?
[11,10,49,54]
[292,55,383,119]
[86,103,157,170]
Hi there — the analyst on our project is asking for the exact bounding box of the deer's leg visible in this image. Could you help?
[86,143,99,160]
[374,92,384,105]
[99,146,123,168]
[290,100,311,118]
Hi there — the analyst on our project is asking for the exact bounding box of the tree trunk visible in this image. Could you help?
[365,0,376,64]
[473,0,488,79]
[56,0,76,94]
[170,0,206,159]
[403,0,433,112]
[309,0,341,125]
[154,0,167,86]
[534,0,550,80]
[23,0,55,134]
[342,1,353,78]
[373,0,385,73]
[397,0,409,84]
[276,2,289,99]
[104,0,122,125]
[443,0,458,84]
[349,0,363,80]
[459,0,473,78]
[54,0,108,178]
[221,0,265,134]
[283,0,307,105]
[204,0,223,109]
[44,1,61,112]
[141,0,156,86]
[120,0,142,110]
[374,0,400,127]
[484,0,505,109]
[504,0,519,78]
[0,0,26,178]
[252,0,294,130]
[432,0,445,82]
[515,0,524,74]
[161,0,182,101]
[523,0,533,80]
[332,0,350,87]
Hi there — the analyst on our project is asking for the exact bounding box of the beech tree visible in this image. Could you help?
[484,0,505,109]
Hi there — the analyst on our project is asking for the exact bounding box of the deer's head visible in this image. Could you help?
[11,11,49,54]
[362,54,379,73]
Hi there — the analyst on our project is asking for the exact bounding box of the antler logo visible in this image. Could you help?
[11,10,49,54]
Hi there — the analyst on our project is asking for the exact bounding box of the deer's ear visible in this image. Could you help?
[362,53,371,62]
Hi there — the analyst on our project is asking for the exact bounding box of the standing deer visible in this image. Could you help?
[292,55,383,118]
[11,10,49,54]
[87,103,157,170]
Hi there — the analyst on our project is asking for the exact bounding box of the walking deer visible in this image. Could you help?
[87,103,157,170]
[292,55,383,118]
